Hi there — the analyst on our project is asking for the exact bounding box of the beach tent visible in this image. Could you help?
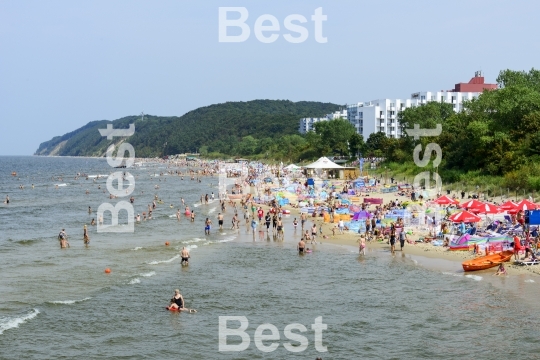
[434,195,459,205]
[448,210,482,223]
[284,164,301,171]
[304,157,345,169]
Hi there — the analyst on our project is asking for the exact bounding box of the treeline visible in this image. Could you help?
[35,100,342,158]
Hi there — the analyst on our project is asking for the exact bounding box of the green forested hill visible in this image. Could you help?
[35,100,342,158]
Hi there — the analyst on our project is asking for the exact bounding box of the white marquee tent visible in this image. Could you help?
[303,157,345,169]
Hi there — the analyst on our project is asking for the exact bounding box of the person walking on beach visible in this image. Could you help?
[181,247,190,265]
[83,225,90,246]
[338,219,344,234]
[389,226,396,255]
[399,230,407,251]
[311,224,318,243]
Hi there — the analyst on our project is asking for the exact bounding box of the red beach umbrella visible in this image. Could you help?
[460,199,485,209]
[498,201,518,211]
[516,199,539,210]
[470,203,500,214]
[434,195,459,205]
[448,210,482,223]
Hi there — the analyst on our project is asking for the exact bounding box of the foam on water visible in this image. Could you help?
[49,297,92,305]
[442,272,463,277]
[140,271,156,277]
[186,245,198,250]
[55,183,67,187]
[0,309,40,335]
[208,207,216,214]
[147,254,180,265]
[525,279,535,283]
[131,247,143,251]
[129,278,141,284]
[465,274,483,281]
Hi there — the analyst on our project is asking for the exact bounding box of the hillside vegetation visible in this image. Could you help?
[35,100,341,158]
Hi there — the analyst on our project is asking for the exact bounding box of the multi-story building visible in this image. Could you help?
[346,72,496,139]
[298,109,347,134]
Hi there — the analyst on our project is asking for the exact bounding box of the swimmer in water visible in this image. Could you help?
[191,211,195,222]
[4,195,9,204]
[91,218,95,226]
[181,247,190,265]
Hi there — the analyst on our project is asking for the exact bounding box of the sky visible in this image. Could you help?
[1,0,539,155]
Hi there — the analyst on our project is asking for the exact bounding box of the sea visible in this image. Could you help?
[1,156,540,359]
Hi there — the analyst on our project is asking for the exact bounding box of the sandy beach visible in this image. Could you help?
[248,184,540,277]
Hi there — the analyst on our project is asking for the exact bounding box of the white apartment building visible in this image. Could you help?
[298,109,347,134]
[346,91,479,139]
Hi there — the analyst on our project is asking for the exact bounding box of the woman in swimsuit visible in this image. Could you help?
[169,289,185,310]
[83,225,90,245]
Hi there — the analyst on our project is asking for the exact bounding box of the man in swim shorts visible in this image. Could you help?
[217,213,224,229]
[298,239,305,254]
[181,247,190,265]
[205,218,212,235]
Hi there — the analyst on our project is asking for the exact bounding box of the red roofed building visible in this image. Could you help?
[452,71,498,92]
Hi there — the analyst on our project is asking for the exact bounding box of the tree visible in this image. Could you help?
[348,133,365,157]
[313,119,356,155]
[365,132,387,154]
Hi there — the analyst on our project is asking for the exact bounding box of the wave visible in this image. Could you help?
[140,271,156,277]
[55,183,67,187]
[49,297,91,305]
[442,272,463,278]
[208,207,216,214]
[147,254,180,265]
[87,175,108,178]
[0,309,40,335]
[132,247,143,251]
[525,279,535,283]
[465,274,482,281]
[186,245,198,250]
[129,278,141,284]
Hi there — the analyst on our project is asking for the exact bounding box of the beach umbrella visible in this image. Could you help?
[498,200,518,211]
[460,199,484,209]
[448,210,482,223]
[516,199,539,210]
[434,195,459,205]
[470,203,500,214]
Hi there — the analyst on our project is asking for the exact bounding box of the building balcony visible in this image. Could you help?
[379,114,385,119]
[388,106,395,111]
[388,114,395,119]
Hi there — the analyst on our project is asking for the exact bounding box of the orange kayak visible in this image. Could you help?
[462,251,513,272]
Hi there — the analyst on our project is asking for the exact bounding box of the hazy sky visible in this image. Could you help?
[1,0,539,155]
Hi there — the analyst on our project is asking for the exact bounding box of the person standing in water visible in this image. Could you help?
[83,225,90,246]
[191,211,195,222]
[359,235,366,255]
[205,218,212,235]
[5,195,9,204]
[389,225,396,255]
[58,229,70,249]
[181,247,190,265]
[217,213,224,230]
[298,238,305,254]
[176,209,181,221]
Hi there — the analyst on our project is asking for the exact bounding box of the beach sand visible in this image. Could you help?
[247,186,540,277]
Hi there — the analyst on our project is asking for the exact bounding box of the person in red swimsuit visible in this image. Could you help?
[513,235,522,261]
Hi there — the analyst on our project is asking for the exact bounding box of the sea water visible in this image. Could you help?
[1,156,540,359]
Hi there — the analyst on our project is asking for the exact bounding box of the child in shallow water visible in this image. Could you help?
[494,263,507,276]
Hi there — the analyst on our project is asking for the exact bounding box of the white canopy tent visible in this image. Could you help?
[284,164,301,171]
[304,157,345,169]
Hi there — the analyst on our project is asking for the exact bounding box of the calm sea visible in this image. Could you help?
[1,156,540,359]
